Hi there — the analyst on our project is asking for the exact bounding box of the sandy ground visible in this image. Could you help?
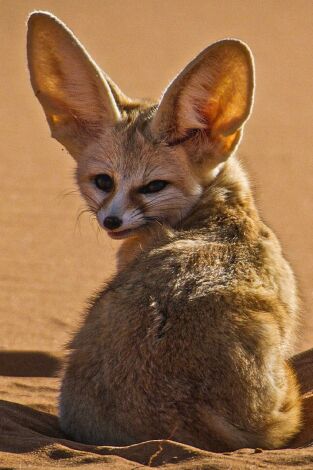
[1,0,312,353]
[0,0,312,468]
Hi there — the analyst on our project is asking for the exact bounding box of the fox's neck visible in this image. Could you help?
[182,157,258,230]
[117,157,259,271]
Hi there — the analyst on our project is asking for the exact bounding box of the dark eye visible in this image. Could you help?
[139,180,168,194]
[94,174,114,192]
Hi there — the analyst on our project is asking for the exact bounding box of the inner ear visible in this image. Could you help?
[27,12,123,157]
[150,39,254,165]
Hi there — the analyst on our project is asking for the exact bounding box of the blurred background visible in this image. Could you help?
[0,0,312,354]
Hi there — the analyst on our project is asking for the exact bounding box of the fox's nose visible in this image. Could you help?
[103,216,122,230]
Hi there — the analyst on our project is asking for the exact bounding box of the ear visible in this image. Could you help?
[27,11,122,157]
[150,39,254,168]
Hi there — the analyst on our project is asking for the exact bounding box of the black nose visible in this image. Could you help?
[103,216,122,230]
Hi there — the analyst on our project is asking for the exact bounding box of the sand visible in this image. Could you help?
[0,0,312,468]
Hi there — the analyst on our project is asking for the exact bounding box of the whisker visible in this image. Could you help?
[74,207,95,235]
[82,193,100,209]
[55,188,82,206]
[57,188,80,200]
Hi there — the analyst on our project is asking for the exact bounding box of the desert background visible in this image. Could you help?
[1,1,313,468]
[0,0,312,358]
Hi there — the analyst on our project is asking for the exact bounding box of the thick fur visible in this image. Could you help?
[27,11,302,451]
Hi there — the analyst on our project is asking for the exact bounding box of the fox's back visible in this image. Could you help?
[73,183,295,360]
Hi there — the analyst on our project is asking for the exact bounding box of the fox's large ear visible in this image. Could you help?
[150,39,254,170]
[27,12,122,157]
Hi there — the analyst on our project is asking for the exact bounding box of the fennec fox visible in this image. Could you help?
[27,12,301,451]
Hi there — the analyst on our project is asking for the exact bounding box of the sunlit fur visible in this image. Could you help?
[27,12,302,452]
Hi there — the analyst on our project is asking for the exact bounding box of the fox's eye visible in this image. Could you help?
[139,180,168,194]
[94,174,114,192]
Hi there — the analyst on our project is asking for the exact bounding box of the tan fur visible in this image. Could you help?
[27,11,302,451]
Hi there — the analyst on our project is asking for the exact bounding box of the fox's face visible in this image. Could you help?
[27,13,254,240]
[77,129,202,238]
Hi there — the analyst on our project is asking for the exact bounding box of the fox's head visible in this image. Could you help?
[27,12,254,240]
